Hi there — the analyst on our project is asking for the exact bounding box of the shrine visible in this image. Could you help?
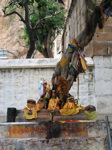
[0,0,112,149]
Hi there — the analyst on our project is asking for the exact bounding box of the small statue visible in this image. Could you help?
[38,79,47,97]
[59,96,79,116]
[84,105,97,120]
[48,90,60,110]
[43,83,51,109]
[23,99,37,119]
[36,97,46,111]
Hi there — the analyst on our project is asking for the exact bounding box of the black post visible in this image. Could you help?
[105,116,112,150]
[7,107,17,122]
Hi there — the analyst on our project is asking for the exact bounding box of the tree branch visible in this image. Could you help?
[7,50,19,59]
[17,40,29,48]
[3,10,26,24]
[33,9,66,30]
[24,3,31,29]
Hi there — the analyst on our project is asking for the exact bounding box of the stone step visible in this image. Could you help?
[0,120,107,139]
[0,136,108,150]
[0,120,109,150]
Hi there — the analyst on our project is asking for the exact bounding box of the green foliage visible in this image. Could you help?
[22,27,30,46]
[3,0,66,56]
[29,0,65,52]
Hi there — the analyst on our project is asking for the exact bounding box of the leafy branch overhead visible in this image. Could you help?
[2,0,66,58]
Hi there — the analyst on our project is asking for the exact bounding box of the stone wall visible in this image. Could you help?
[0,59,58,121]
[0,121,109,150]
[62,0,112,57]
[0,56,112,122]
[93,55,112,114]
[87,0,112,56]
[62,0,86,50]
[85,17,112,57]
[0,58,93,122]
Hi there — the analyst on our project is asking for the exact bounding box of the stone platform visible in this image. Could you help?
[16,109,87,122]
[0,109,110,149]
[0,120,109,150]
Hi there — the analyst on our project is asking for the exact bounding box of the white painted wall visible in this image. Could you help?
[0,59,59,120]
[93,55,112,114]
[0,56,111,121]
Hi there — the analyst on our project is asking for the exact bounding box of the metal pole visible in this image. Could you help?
[77,77,79,100]
[105,116,112,150]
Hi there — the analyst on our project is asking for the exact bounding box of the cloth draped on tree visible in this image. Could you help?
[84,111,97,120]
[60,102,79,116]
[84,105,97,120]
[68,41,88,77]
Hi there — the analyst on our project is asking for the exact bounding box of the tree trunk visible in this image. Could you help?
[46,32,54,58]
[42,32,54,58]
[40,47,50,58]
[52,0,108,96]
[26,38,35,58]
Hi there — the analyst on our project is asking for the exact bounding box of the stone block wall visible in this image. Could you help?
[93,55,112,114]
[0,56,112,122]
[84,0,112,57]
[0,121,110,150]
[62,0,86,50]
[0,58,94,122]
[0,59,58,121]
[85,17,112,57]
[62,0,112,57]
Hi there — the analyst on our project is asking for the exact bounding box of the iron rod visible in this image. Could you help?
[105,116,112,150]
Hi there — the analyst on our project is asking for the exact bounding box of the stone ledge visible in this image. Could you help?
[0,120,106,139]
[15,110,88,122]
[0,58,94,69]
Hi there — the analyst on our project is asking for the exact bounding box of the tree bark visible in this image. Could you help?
[44,32,54,58]
[24,3,36,58]
[26,38,35,58]
[46,32,54,58]
[41,47,50,58]
[52,0,109,94]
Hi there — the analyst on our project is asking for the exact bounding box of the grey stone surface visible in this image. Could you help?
[0,55,112,119]
[0,58,93,119]
[0,136,109,150]
[93,55,112,114]
[14,145,25,150]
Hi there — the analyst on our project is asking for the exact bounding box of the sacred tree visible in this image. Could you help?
[52,0,112,98]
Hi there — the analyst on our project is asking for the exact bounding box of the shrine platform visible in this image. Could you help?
[0,109,109,149]
[16,109,87,122]
[0,120,109,150]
